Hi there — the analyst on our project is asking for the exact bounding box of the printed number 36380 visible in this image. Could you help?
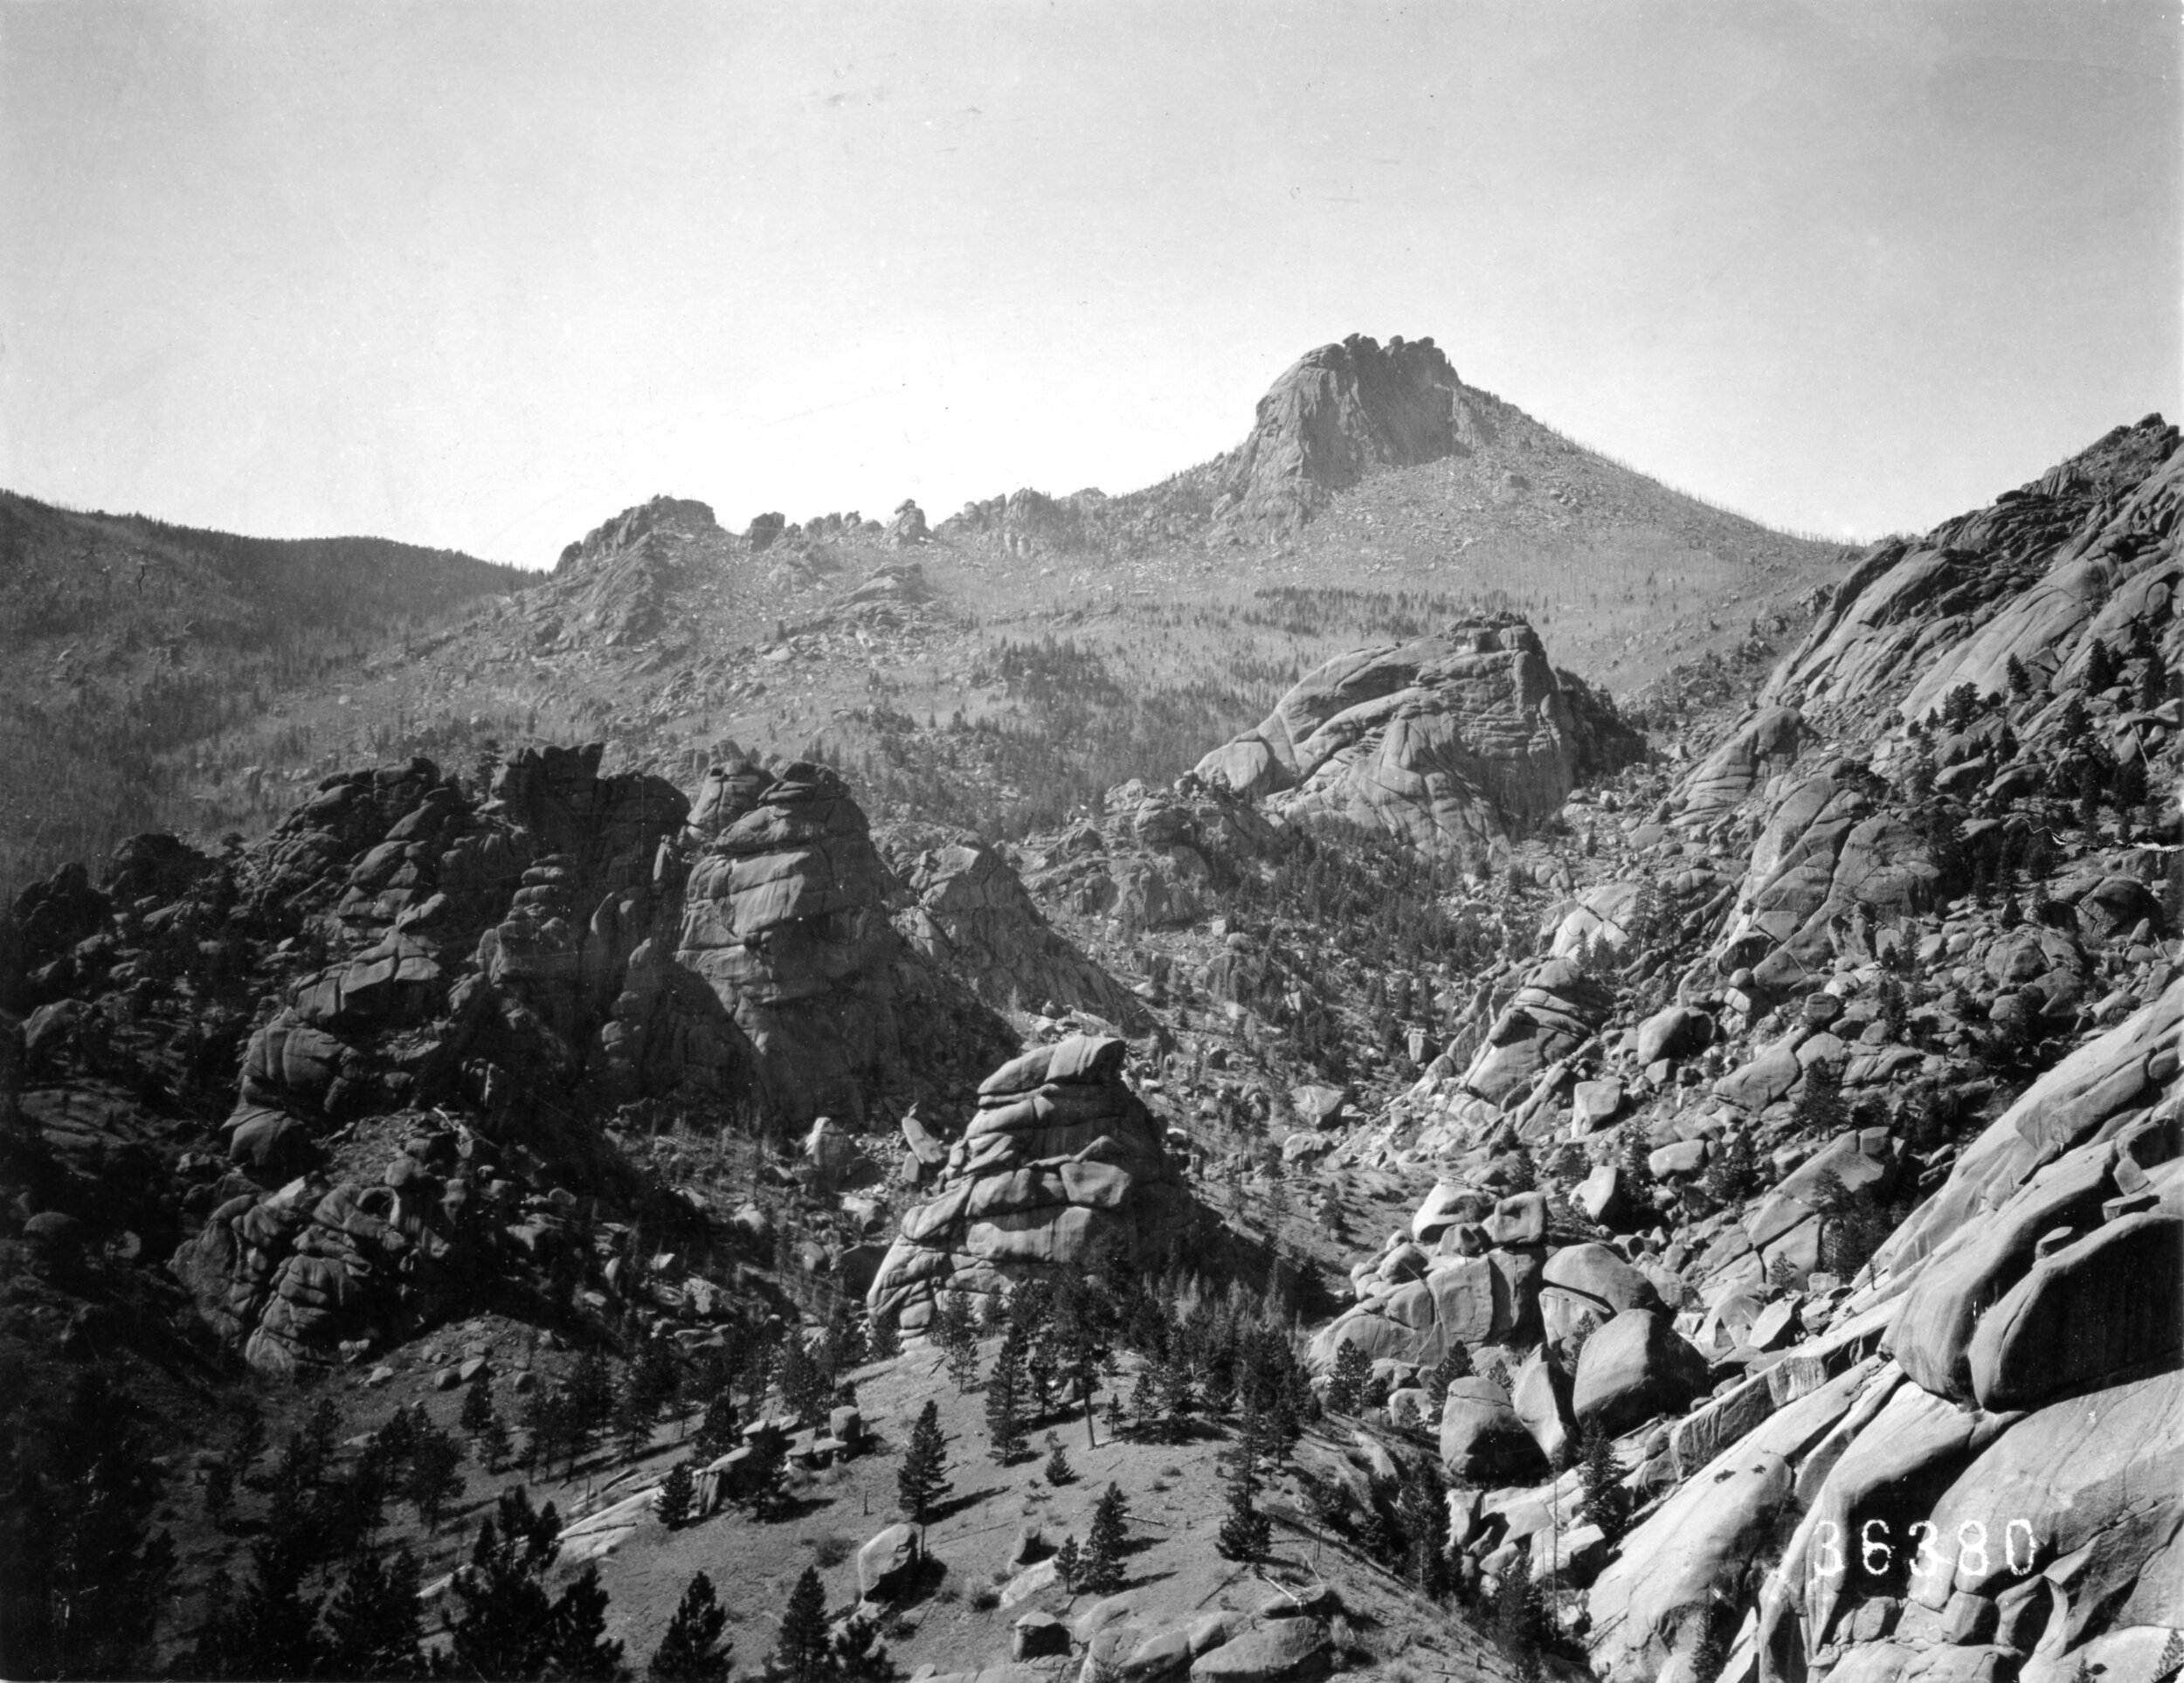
[1809,1520,2037,1578]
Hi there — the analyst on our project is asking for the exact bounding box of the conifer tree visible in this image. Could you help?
[443,1486,591,1681]
[1578,1423,1628,1542]
[1424,1340,1473,1408]
[1044,1433,1075,1486]
[897,1400,950,1531]
[1396,1458,1449,1596]
[476,1408,512,1474]
[778,1333,830,1428]
[1494,1548,1540,1666]
[322,1543,425,1680]
[867,1309,902,1361]
[771,1564,833,1683]
[543,1562,625,1680]
[460,1376,495,1438]
[659,1458,696,1529]
[1215,1407,1271,1562]
[1052,1535,1084,1595]
[188,1533,325,1680]
[1158,1355,1199,1445]
[1083,1483,1130,1595]
[649,1572,733,1682]
[695,1390,743,1459]
[985,1349,1027,1465]
[1325,1341,1372,1414]
[745,1431,792,1521]
[404,1417,466,1534]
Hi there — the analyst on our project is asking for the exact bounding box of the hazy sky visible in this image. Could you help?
[3,1,2175,567]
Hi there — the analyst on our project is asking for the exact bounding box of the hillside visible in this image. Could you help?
[2,376,2177,1683]
[0,491,526,897]
[142,335,1846,860]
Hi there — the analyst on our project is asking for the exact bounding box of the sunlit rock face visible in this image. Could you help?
[866,1035,1196,1332]
[1194,616,1641,858]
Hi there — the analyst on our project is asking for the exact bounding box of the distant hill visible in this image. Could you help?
[0,490,525,895]
[4,335,1851,876]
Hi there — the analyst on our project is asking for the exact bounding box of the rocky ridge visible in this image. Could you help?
[1289,416,2181,1683]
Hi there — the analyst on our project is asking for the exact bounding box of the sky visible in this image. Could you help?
[2,1,2176,568]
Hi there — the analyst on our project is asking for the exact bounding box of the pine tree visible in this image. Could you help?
[1325,1341,1372,1414]
[1396,1458,1449,1596]
[523,1383,577,1476]
[443,1486,565,1680]
[1052,1535,1084,1595]
[867,1310,902,1360]
[1083,1483,1130,1595]
[1794,1059,1846,1134]
[1048,1269,1118,1448]
[404,1418,466,1534]
[649,1572,733,1682]
[1494,1548,1540,1665]
[619,1370,660,1461]
[985,1343,1027,1464]
[778,1333,830,1428]
[569,1347,618,1452]
[659,1458,696,1529]
[745,1431,792,1521]
[897,1400,950,1530]
[460,1377,495,1438]
[695,1390,743,1459]
[544,1562,625,1680]
[477,1408,511,1474]
[1044,1434,1076,1486]
[1578,1423,1628,1542]
[322,1543,425,1680]
[1216,1408,1271,1562]
[1158,1355,1199,1445]
[771,1564,833,1683]
[1423,1341,1472,1408]
[188,1533,325,1680]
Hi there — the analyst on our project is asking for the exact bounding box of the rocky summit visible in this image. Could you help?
[1,363,2178,1683]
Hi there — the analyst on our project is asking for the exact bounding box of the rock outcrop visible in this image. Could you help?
[1194,617,1643,858]
[866,1036,1195,1330]
[880,827,1149,1030]
[1200,334,1498,539]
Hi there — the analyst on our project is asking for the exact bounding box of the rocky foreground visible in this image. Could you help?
[0,413,2178,1683]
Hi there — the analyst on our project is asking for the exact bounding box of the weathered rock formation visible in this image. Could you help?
[880,827,1149,1030]
[1194,617,1643,858]
[865,1036,1195,1330]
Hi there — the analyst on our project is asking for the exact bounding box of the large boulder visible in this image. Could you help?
[1194,617,1641,858]
[1963,1210,2182,1412]
[1571,1309,1710,1437]
[856,1523,921,1601]
[1460,957,1614,1107]
[865,1037,1195,1330]
[1439,1377,1548,1486]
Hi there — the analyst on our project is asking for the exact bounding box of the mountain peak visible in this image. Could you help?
[1208,333,1498,537]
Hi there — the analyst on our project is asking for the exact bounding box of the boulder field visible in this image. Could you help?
[1296,415,2181,1683]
